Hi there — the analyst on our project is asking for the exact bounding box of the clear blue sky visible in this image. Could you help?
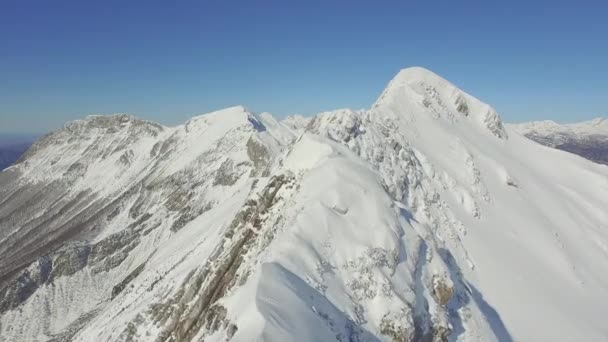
[1,0,606,133]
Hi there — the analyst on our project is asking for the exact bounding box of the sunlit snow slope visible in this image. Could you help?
[0,67,607,342]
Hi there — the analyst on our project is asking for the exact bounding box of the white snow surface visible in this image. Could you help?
[1,67,607,342]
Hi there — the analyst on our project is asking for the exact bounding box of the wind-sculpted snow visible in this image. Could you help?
[1,68,607,342]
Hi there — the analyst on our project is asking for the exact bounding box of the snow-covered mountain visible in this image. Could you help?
[1,67,607,342]
[509,118,608,164]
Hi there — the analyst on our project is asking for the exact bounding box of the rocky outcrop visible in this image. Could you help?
[153,174,293,342]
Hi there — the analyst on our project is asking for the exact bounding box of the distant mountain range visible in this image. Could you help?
[0,134,38,171]
[509,118,608,165]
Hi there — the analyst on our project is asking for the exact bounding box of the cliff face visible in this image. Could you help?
[1,68,607,342]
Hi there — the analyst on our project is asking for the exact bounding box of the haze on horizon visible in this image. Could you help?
[1,0,606,134]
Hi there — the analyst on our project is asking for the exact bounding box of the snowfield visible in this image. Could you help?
[0,67,607,342]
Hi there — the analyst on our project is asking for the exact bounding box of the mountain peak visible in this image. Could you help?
[189,105,249,121]
[393,66,447,83]
[186,105,266,132]
[375,67,468,109]
[63,113,164,135]
[374,67,508,139]
[590,117,607,126]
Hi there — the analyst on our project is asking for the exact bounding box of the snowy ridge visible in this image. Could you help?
[0,67,607,342]
[374,67,507,139]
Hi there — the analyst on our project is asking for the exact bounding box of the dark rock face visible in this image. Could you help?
[246,137,270,175]
[154,174,293,342]
[52,245,92,279]
[0,226,145,315]
[0,256,52,313]
[112,262,146,298]
[432,276,454,307]
[380,316,413,341]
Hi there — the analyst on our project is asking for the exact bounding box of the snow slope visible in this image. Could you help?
[0,67,607,342]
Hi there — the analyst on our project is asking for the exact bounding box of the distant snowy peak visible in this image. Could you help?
[508,117,608,165]
[184,105,267,132]
[27,113,164,150]
[62,113,165,139]
[13,114,164,179]
[510,117,608,137]
[281,114,311,132]
[590,116,608,127]
[374,67,507,139]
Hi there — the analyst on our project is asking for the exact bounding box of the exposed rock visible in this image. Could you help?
[51,245,91,279]
[431,326,451,342]
[90,230,140,273]
[380,315,413,342]
[155,175,292,341]
[455,95,469,116]
[246,137,270,175]
[483,109,508,139]
[432,276,454,307]
[118,149,135,167]
[213,159,242,186]
[112,262,146,299]
[0,256,52,314]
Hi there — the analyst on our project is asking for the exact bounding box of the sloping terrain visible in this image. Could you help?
[510,118,608,164]
[0,67,607,342]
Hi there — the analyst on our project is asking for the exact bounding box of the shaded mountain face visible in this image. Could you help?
[0,134,37,171]
[509,118,608,165]
[1,68,607,342]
